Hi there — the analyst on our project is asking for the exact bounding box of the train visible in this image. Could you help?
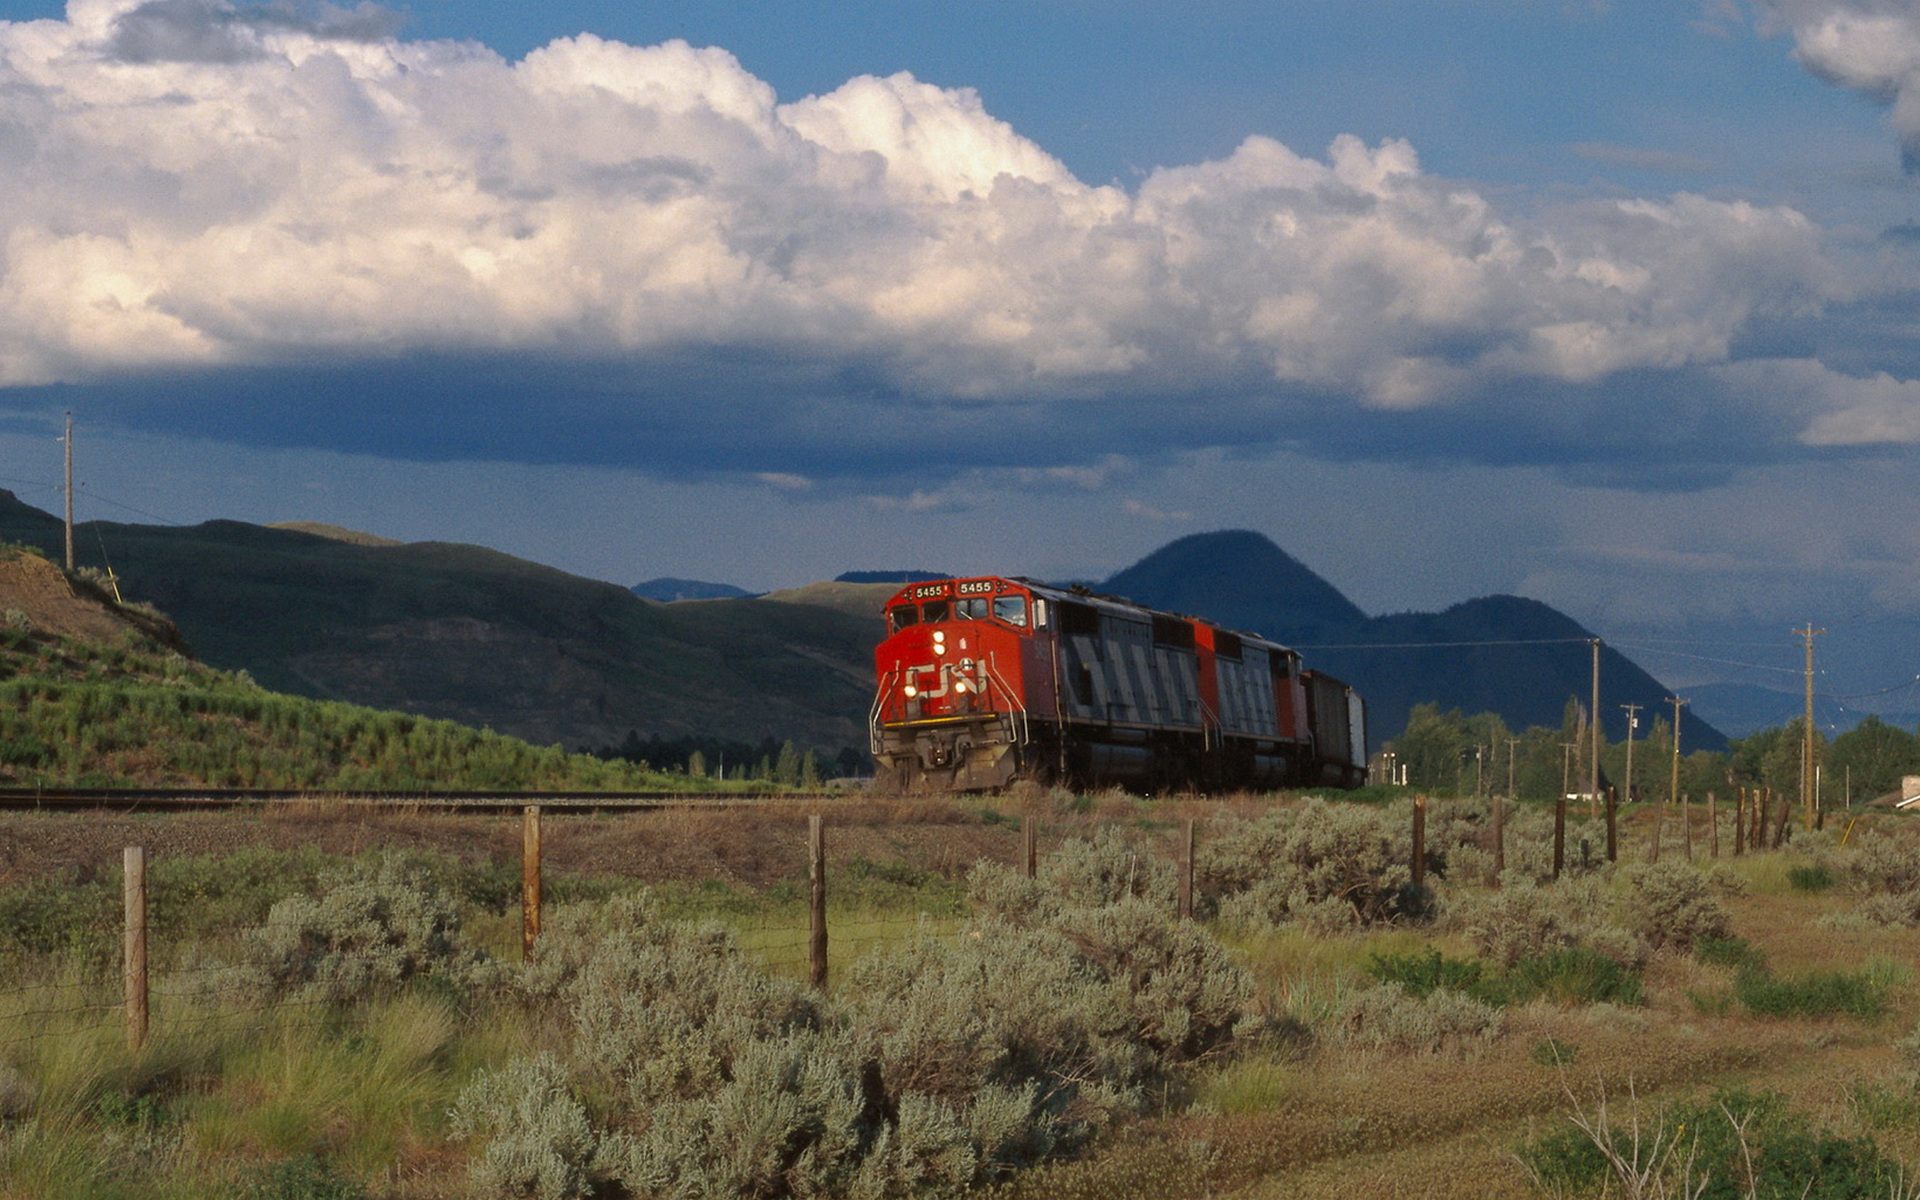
[869,576,1366,793]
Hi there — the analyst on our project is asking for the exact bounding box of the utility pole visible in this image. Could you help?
[1620,703,1642,805]
[61,408,72,572]
[1797,623,1824,832]
[1589,639,1602,817]
[1669,696,1687,806]
[1505,737,1519,797]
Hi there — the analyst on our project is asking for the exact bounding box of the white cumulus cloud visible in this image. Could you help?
[1757,0,1920,165]
[0,0,1870,481]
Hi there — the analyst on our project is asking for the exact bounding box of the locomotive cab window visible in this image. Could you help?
[956,597,988,620]
[921,599,951,623]
[993,595,1028,627]
[889,606,919,633]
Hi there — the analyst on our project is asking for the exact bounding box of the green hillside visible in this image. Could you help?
[0,604,689,790]
[0,492,882,758]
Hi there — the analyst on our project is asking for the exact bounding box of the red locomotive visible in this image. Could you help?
[870,576,1366,792]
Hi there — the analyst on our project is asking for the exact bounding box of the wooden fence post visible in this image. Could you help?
[1412,795,1427,890]
[522,805,542,960]
[809,815,828,991]
[1022,815,1037,879]
[1552,787,1566,879]
[1734,788,1746,858]
[1604,786,1618,863]
[1178,819,1195,920]
[1707,791,1719,859]
[124,846,147,1053]
[1649,796,1664,865]
[1772,787,1792,850]
[1491,794,1506,885]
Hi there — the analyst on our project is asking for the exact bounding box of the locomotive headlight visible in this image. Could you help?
[954,680,968,693]
[904,684,918,698]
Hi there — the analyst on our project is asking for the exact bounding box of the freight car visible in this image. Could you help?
[870,576,1366,792]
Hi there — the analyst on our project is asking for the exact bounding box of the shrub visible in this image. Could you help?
[1733,965,1895,1020]
[243,854,494,1003]
[1697,935,1767,972]
[1364,947,1487,1000]
[1203,800,1420,931]
[450,1055,598,1200]
[1504,947,1643,1007]
[1329,983,1503,1055]
[1452,876,1644,970]
[462,872,1258,1199]
[241,1156,370,1200]
[1788,863,1837,892]
[1837,834,1920,897]
[1621,861,1732,954]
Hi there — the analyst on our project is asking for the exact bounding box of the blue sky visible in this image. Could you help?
[1,0,1919,708]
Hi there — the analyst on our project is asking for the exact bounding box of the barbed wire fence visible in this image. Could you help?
[0,792,1768,1055]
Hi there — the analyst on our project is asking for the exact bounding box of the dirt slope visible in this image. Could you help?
[0,549,145,643]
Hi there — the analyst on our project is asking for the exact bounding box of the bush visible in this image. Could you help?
[449,1055,603,1200]
[1733,965,1895,1020]
[1837,834,1920,896]
[1364,948,1486,999]
[243,855,495,1003]
[241,1156,370,1200]
[462,876,1258,1199]
[1453,876,1645,970]
[1621,862,1732,954]
[1503,947,1642,1007]
[1202,800,1420,931]
[1330,983,1504,1055]
[1697,935,1767,971]
[1788,863,1837,892]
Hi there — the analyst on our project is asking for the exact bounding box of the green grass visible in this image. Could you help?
[0,630,698,791]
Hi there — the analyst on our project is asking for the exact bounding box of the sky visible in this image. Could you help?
[0,0,1919,707]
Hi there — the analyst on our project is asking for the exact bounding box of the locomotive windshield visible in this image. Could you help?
[887,589,1029,631]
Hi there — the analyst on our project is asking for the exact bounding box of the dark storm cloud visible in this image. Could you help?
[107,0,400,63]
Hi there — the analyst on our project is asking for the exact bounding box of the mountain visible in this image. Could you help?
[1101,530,1727,752]
[632,578,756,602]
[1685,682,1914,741]
[1103,530,1368,643]
[0,491,880,755]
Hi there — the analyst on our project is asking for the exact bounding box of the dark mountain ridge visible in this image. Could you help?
[1101,531,1726,751]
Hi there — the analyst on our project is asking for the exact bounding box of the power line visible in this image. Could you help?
[1290,637,1594,650]
[1607,642,1801,675]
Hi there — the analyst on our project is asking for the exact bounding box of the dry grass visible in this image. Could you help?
[5,800,1919,1199]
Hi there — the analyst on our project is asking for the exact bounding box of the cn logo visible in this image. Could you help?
[908,659,988,700]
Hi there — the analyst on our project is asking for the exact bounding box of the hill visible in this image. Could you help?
[0,492,881,757]
[1101,530,1726,751]
[1103,530,1367,643]
[631,577,756,602]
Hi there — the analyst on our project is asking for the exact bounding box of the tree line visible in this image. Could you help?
[1385,700,1920,805]
[590,729,868,786]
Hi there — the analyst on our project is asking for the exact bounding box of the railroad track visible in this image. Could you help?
[0,786,847,813]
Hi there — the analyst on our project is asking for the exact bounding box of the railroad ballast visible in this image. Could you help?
[870,576,1366,792]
